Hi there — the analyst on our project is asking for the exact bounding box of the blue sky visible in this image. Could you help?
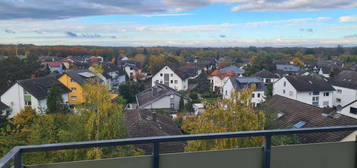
[0,0,357,47]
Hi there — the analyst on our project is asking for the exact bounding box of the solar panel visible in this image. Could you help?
[294,121,306,128]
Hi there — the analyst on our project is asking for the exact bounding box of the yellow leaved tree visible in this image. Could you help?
[182,86,266,152]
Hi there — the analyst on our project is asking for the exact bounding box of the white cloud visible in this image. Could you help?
[242,17,330,27]
[339,16,357,22]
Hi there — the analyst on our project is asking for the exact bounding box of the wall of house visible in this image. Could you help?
[209,76,229,93]
[223,80,265,106]
[296,91,333,108]
[338,101,357,119]
[273,77,297,100]
[58,74,84,105]
[142,94,183,110]
[333,86,357,107]
[152,66,188,91]
[0,83,42,117]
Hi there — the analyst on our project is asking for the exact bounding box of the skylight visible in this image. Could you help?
[294,121,306,128]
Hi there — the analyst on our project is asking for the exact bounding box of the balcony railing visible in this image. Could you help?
[1,125,357,168]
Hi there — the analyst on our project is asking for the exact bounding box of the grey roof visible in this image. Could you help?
[264,95,357,143]
[103,63,126,78]
[117,60,141,69]
[220,65,245,74]
[230,77,266,91]
[167,65,191,80]
[0,101,9,111]
[252,70,279,79]
[276,64,300,72]
[285,75,335,92]
[125,109,184,154]
[65,70,96,85]
[330,70,357,90]
[136,83,189,108]
[17,76,70,100]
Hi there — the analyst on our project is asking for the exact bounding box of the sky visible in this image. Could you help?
[0,0,357,47]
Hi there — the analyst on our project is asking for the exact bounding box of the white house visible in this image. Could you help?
[330,71,357,107]
[251,70,279,85]
[103,64,126,90]
[209,65,245,93]
[152,66,189,91]
[118,60,143,80]
[0,101,11,117]
[338,100,357,119]
[223,77,266,107]
[0,76,70,117]
[273,75,335,108]
[136,83,189,117]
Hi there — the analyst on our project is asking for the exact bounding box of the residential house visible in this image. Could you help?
[223,77,266,106]
[42,62,65,74]
[0,101,11,116]
[152,66,190,91]
[58,70,99,105]
[125,109,184,154]
[273,75,335,108]
[330,70,357,107]
[136,83,189,116]
[251,70,279,85]
[276,64,300,72]
[103,64,126,90]
[192,103,205,115]
[1,76,70,117]
[209,65,245,93]
[264,95,357,143]
[117,60,143,80]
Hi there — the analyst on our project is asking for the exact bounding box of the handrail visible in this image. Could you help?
[1,125,357,168]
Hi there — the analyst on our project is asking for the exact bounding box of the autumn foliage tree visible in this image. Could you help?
[182,87,266,152]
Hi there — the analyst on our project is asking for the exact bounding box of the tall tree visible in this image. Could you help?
[46,86,68,114]
[182,87,266,152]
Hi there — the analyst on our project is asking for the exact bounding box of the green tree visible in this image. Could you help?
[182,87,266,152]
[118,81,145,103]
[46,86,69,114]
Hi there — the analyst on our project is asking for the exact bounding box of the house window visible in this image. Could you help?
[350,107,357,115]
[323,92,329,96]
[174,80,178,84]
[160,81,163,84]
[71,88,77,92]
[257,93,261,98]
[170,103,175,109]
[312,91,319,95]
[171,80,173,84]
[225,90,228,95]
[170,95,174,99]
[294,121,306,128]
[283,81,286,87]
[336,98,342,103]
[160,73,163,77]
[71,96,77,101]
[266,79,271,83]
[312,97,319,102]
[252,93,255,98]
[170,74,173,77]
[283,90,286,94]
[24,95,31,106]
[337,89,342,94]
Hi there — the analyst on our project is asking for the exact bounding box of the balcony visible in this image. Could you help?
[1,126,357,168]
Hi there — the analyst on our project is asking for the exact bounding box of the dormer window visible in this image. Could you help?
[283,81,286,87]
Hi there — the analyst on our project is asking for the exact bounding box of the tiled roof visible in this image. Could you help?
[220,65,245,74]
[252,70,279,79]
[230,77,266,91]
[286,75,335,92]
[18,75,70,100]
[136,83,188,108]
[330,70,357,90]
[125,109,184,154]
[264,95,357,143]
[64,70,96,85]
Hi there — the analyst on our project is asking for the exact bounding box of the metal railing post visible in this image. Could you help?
[153,142,160,168]
[14,151,22,168]
[263,135,272,168]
